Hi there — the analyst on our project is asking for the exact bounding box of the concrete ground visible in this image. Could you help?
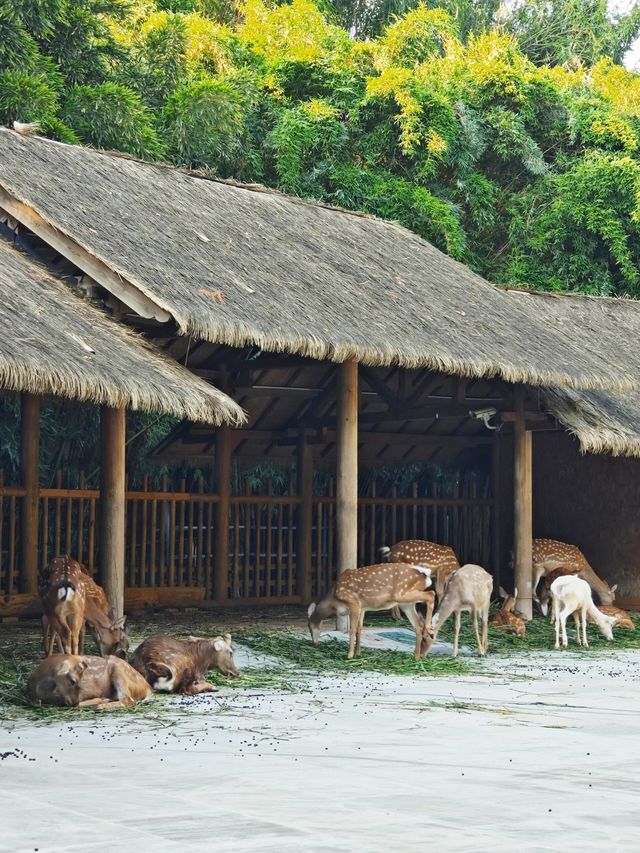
[1,633,639,852]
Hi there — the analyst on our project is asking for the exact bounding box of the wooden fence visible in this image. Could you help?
[0,470,493,602]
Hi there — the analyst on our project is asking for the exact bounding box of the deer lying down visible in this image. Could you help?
[130,634,239,694]
[422,564,493,657]
[490,587,526,638]
[550,576,615,649]
[27,654,151,709]
[593,605,635,630]
[308,562,435,660]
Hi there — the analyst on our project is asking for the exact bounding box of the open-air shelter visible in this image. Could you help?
[1,128,640,619]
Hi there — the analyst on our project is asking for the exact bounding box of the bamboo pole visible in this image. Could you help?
[20,393,40,593]
[214,426,231,602]
[513,388,533,620]
[297,436,313,602]
[100,406,126,617]
[336,360,358,631]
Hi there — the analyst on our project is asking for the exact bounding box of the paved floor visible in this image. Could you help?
[2,644,639,853]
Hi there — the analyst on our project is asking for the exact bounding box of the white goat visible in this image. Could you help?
[550,575,615,649]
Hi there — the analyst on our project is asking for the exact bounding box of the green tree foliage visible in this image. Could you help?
[62,82,166,158]
[4,0,640,294]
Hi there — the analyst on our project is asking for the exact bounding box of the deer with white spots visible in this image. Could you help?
[307,562,436,660]
[550,575,615,649]
[532,539,617,605]
[422,564,493,657]
[379,540,460,619]
[490,587,526,638]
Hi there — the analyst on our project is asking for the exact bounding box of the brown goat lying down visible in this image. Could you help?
[27,654,151,709]
[130,634,239,695]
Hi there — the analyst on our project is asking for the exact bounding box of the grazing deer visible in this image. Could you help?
[380,540,460,599]
[82,574,129,658]
[538,567,580,617]
[27,654,151,709]
[308,562,436,660]
[591,605,635,630]
[422,564,493,657]
[490,587,526,638]
[130,634,239,694]
[39,556,87,656]
[40,558,128,658]
[532,539,617,605]
[550,575,615,649]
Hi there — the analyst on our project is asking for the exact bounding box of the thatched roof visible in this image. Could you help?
[0,239,245,425]
[505,288,640,457]
[0,128,631,394]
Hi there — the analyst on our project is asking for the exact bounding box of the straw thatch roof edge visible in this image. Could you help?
[0,128,633,395]
[0,240,246,426]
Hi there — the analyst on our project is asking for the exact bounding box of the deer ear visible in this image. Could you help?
[224,633,232,645]
[213,639,225,652]
[307,602,317,617]
[513,587,518,599]
[499,586,507,598]
[108,607,116,621]
[610,584,618,593]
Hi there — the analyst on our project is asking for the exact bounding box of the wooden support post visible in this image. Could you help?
[336,360,358,631]
[491,431,501,593]
[513,388,533,620]
[297,436,313,602]
[100,406,126,617]
[21,393,40,593]
[214,426,231,602]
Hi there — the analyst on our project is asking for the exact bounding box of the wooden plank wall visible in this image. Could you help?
[0,470,492,602]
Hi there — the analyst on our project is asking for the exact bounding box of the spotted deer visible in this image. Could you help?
[40,558,128,658]
[422,564,493,657]
[532,539,617,605]
[590,605,635,630]
[380,540,460,619]
[39,556,87,655]
[550,575,615,649]
[27,654,151,709]
[308,562,436,660]
[490,587,526,638]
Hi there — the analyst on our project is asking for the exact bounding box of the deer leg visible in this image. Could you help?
[355,610,366,657]
[560,606,572,648]
[453,610,461,658]
[41,615,50,656]
[185,681,218,695]
[581,606,589,648]
[481,607,489,656]
[573,612,582,645]
[471,606,482,656]
[347,603,361,659]
[400,605,423,661]
[391,606,401,621]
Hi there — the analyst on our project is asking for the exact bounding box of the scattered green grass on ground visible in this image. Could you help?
[366,610,640,653]
[236,631,471,676]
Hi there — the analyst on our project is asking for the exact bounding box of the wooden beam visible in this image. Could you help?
[100,406,126,617]
[336,360,358,631]
[0,189,171,322]
[360,366,403,410]
[491,431,501,592]
[214,427,232,602]
[20,393,40,593]
[513,388,533,620]
[297,436,313,602]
